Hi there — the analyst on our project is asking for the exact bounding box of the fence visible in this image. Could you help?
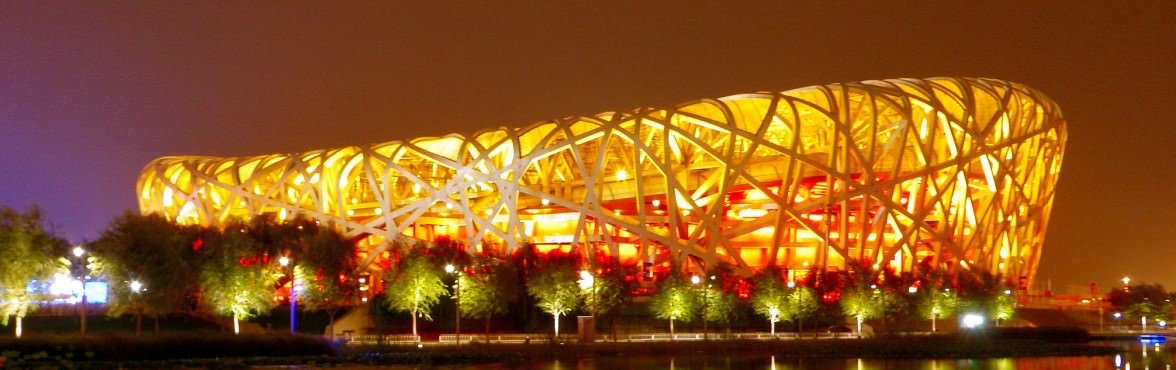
[426,331,856,345]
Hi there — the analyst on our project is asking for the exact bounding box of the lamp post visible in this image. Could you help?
[692,275,708,340]
[130,280,144,336]
[72,246,88,337]
[446,264,461,345]
[279,256,295,334]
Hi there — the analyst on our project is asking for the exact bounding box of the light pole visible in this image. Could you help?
[692,275,707,340]
[130,280,144,336]
[279,255,296,334]
[446,264,461,344]
[578,269,595,342]
[72,246,88,337]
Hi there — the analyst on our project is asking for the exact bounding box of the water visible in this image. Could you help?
[268,341,1174,370]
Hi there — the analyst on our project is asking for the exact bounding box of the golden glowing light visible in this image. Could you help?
[138,78,1064,283]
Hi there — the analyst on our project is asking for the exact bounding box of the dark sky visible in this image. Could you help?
[1,2,1172,291]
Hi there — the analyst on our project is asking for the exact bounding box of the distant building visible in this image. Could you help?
[138,77,1065,286]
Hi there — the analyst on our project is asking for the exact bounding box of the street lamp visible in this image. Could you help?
[446,264,461,344]
[279,255,296,334]
[72,246,88,337]
[130,280,144,336]
[691,275,709,340]
[578,269,596,341]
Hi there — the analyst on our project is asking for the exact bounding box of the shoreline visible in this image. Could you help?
[0,334,1123,368]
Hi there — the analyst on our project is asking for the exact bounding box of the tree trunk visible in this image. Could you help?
[233,312,240,335]
[136,310,143,336]
[485,316,491,336]
[669,318,675,341]
[411,308,418,340]
[932,315,937,332]
[15,315,22,338]
[553,313,560,338]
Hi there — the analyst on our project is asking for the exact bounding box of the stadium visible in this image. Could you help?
[138,77,1065,288]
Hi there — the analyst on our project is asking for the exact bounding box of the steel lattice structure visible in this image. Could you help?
[139,77,1065,283]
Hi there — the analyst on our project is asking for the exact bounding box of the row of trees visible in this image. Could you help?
[0,208,359,338]
[1108,283,1175,326]
[381,242,1021,339]
[91,212,360,336]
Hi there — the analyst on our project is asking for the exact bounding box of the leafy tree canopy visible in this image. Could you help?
[526,263,580,318]
[199,224,279,322]
[650,274,697,322]
[0,206,65,325]
[383,248,447,320]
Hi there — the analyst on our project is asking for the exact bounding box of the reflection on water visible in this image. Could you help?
[297,341,1176,370]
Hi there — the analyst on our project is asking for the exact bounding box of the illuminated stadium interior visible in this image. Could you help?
[138,77,1066,288]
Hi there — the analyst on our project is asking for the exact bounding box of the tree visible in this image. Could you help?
[0,206,65,338]
[294,224,359,338]
[92,212,199,334]
[649,274,697,338]
[383,248,446,339]
[918,289,960,332]
[458,253,521,335]
[750,272,790,335]
[701,286,738,334]
[1110,283,1174,330]
[786,285,819,335]
[526,264,580,338]
[989,291,1016,326]
[199,225,279,334]
[840,287,884,336]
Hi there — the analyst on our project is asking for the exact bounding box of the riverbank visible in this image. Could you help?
[346,336,1117,364]
[0,330,1119,368]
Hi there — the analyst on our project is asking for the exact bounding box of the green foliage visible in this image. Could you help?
[457,254,521,321]
[649,274,697,322]
[840,287,883,321]
[1108,283,1174,314]
[750,273,789,322]
[92,212,199,319]
[701,286,738,325]
[0,206,65,325]
[199,225,279,321]
[1125,300,1172,323]
[294,224,359,314]
[786,285,819,324]
[526,264,580,318]
[580,268,630,317]
[382,250,447,321]
[990,293,1016,322]
[918,289,961,321]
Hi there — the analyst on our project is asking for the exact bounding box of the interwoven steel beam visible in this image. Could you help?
[138,77,1065,283]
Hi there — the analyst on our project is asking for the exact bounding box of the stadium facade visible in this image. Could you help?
[138,77,1066,285]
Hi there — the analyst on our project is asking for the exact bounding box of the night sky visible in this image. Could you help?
[1,2,1172,292]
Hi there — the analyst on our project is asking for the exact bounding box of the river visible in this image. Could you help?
[262,340,1170,369]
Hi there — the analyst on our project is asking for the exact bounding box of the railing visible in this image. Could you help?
[343,334,421,345]
[438,333,577,344]
[429,331,855,345]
